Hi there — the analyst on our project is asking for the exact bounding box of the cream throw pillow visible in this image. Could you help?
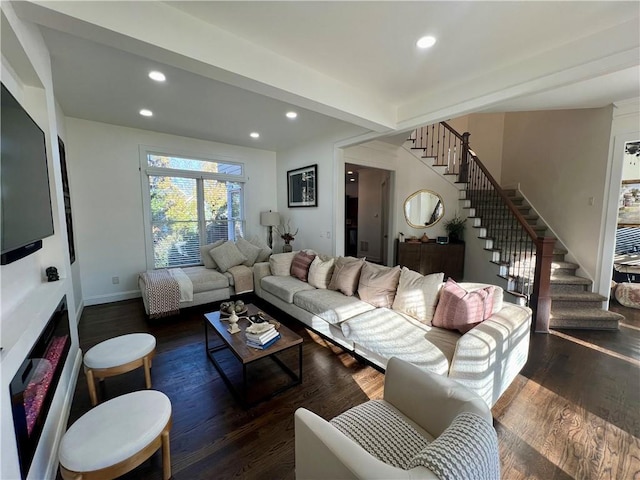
[200,240,224,269]
[308,256,336,289]
[269,251,298,276]
[357,262,401,308]
[328,257,365,296]
[235,237,262,266]
[391,268,444,324]
[209,241,247,273]
[249,235,272,262]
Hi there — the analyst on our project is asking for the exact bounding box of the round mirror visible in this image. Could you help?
[404,190,444,228]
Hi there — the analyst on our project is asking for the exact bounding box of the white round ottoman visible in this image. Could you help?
[84,333,156,406]
[59,390,172,480]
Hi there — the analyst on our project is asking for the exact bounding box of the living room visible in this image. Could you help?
[1,2,639,479]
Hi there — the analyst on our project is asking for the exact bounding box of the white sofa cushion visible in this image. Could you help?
[293,288,375,325]
[261,275,315,303]
[182,266,229,293]
[341,308,460,375]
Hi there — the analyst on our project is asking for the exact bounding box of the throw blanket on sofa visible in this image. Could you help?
[140,268,193,319]
[228,264,254,295]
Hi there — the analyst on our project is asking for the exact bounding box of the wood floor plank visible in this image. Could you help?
[58,297,640,479]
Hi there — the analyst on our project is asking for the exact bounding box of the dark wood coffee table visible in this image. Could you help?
[204,304,302,408]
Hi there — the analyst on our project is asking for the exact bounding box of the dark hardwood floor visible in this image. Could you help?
[64,298,640,480]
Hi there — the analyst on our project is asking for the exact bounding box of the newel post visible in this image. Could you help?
[531,237,555,333]
[460,131,471,183]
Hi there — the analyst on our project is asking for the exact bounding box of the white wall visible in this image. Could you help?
[447,113,505,181]
[598,98,640,300]
[1,4,80,479]
[65,118,277,305]
[622,150,640,180]
[501,106,614,281]
[275,127,364,255]
[343,141,462,264]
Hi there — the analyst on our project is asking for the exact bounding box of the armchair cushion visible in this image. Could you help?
[330,400,429,469]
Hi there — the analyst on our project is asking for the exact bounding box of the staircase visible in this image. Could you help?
[408,123,622,331]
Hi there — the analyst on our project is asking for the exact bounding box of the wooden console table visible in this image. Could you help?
[396,240,465,280]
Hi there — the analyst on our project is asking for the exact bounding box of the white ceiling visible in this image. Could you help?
[9,1,640,152]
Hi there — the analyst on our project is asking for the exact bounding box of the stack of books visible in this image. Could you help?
[245,323,281,349]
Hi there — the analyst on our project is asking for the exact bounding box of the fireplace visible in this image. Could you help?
[10,296,71,480]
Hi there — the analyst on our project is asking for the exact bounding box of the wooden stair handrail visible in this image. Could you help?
[466,151,540,241]
[435,122,553,333]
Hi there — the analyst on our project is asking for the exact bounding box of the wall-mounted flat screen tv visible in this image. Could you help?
[1,83,54,265]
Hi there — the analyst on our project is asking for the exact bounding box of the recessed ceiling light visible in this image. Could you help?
[350,178,356,182]
[286,111,298,119]
[347,171,354,174]
[148,71,166,82]
[416,36,437,49]
[139,109,153,117]
[250,132,260,138]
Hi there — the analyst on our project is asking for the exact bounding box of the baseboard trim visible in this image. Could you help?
[84,290,141,306]
[75,299,85,324]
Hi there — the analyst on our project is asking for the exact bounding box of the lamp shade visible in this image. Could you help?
[260,211,280,227]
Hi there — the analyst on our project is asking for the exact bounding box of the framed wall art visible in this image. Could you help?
[287,164,317,208]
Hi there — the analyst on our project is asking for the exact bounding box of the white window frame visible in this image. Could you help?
[139,145,246,269]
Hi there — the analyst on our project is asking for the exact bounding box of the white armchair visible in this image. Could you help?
[295,357,500,480]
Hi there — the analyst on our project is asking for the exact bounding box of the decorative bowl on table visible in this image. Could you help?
[219,300,247,316]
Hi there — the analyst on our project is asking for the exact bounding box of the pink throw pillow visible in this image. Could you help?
[432,279,495,333]
[290,251,316,282]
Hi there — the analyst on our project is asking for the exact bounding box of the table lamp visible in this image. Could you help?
[260,211,280,248]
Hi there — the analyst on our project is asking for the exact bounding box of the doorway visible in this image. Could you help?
[345,163,391,264]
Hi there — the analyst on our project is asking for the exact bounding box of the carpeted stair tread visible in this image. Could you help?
[550,308,622,330]
[550,274,592,285]
[550,292,607,302]
[551,261,579,270]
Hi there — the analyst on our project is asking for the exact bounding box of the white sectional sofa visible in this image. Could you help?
[253,251,532,407]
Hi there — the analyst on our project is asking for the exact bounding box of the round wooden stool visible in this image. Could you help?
[84,333,156,406]
[59,390,172,480]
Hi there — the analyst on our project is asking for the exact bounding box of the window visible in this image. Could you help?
[141,151,244,268]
